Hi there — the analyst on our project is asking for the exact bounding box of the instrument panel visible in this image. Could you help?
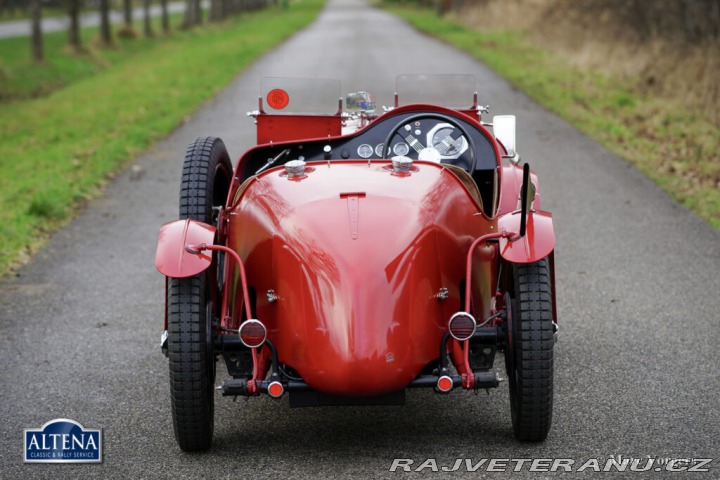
[240,110,497,181]
[353,120,469,163]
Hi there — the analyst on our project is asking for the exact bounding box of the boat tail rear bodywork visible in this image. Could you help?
[227,162,496,396]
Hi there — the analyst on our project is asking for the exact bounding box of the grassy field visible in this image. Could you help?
[0,11,192,102]
[382,2,720,231]
[0,0,325,276]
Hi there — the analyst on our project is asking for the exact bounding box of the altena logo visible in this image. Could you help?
[24,419,102,463]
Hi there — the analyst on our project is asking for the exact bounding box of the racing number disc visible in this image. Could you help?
[267,89,290,110]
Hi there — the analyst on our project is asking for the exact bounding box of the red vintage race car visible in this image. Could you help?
[155,75,557,451]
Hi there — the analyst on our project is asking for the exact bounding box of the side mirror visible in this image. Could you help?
[492,115,517,159]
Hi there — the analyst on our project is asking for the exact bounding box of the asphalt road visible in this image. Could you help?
[1,0,719,478]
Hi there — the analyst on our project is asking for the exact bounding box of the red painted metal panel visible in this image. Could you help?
[155,219,216,278]
[498,211,555,264]
[226,161,498,396]
[497,164,541,216]
[256,114,342,144]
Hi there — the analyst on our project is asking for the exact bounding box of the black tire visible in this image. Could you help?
[506,258,554,441]
[168,137,232,452]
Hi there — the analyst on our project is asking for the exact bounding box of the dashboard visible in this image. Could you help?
[239,110,498,181]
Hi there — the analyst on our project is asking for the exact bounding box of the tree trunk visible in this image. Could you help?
[144,0,153,36]
[183,0,196,27]
[68,0,81,50]
[194,0,202,24]
[210,0,223,21]
[437,0,452,16]
[99,0,112,44]
[123,0,133,28]
[31,0,42,62]
[160,0,169,33]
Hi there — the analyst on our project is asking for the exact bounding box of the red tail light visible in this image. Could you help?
[239,319,266,348]
[437,375,453,393]
[267,381,284,398]
[448,312,476,341]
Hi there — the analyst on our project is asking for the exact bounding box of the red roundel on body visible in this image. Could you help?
[267,89,290,110]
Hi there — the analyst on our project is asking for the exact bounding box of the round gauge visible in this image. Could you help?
[427,123,468,159]
[393,142,410,156]
[375,143,385,157]
[357,144,374,159]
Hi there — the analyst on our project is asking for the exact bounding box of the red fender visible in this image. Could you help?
[155,219,216,278]
[497,164,541,216]
[497,210,555,264]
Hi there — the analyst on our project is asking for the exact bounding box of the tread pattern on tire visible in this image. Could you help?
[168,136,231,452]
[511,258,554,441]
[180,136,231,221]
[168,275,212,452]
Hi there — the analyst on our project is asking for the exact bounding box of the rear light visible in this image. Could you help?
[267,381,284,398]
[238,319,266,348]
[448,312,476,341]
[437,375,454,393]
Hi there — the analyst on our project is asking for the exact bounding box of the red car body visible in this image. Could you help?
[156,76,557,450]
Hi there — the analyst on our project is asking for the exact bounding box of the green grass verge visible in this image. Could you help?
[0,0,325,276]
[383,3,720,230]
[1,9,204,102]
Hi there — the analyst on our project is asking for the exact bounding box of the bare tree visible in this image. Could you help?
[123,0,133,30]
[210,0,224,21]
[160,0,170,33]
[183,0,194,27]
[143,0,153,36]
[31,0,42,61]
[194,0,202,24]
[183,0,201,27]
[68,0,81,50]
[436,0,452,15]
[99,0,112,44]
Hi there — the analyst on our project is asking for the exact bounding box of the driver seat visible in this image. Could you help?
[443,164,484,212]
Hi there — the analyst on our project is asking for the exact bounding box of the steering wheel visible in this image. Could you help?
[381,112,476,172]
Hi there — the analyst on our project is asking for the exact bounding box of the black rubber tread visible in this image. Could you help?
[179,136,232,221]
[509,258,554,441]
[168,275,213,452]
[168,136,231,452]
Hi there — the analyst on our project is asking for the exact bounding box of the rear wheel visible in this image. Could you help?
[168,137,232,451]
[505,258,554,441]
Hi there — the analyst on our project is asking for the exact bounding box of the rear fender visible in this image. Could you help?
[155,219,216,278]
[497,164,540,216]
[498,210,555,264]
